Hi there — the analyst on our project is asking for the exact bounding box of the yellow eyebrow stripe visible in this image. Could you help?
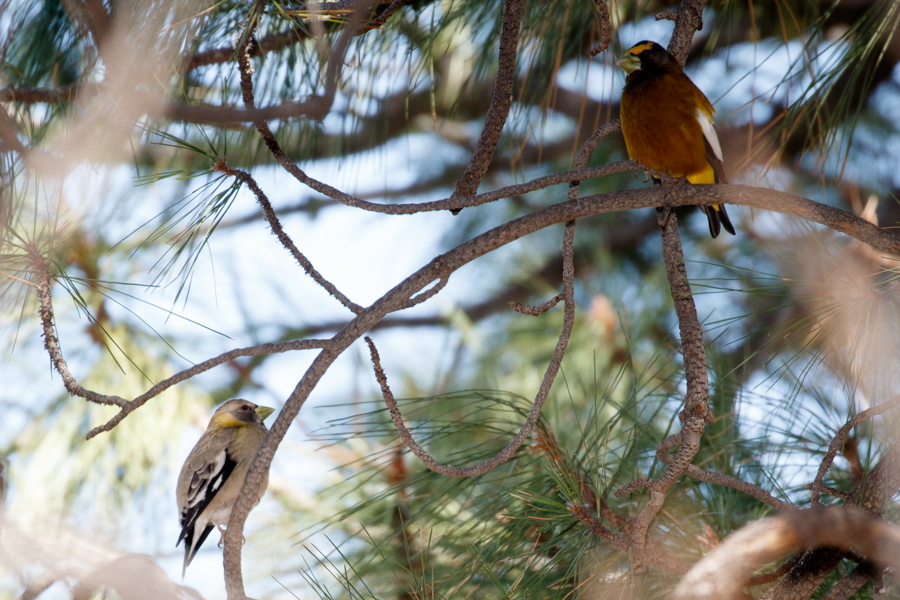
[627,41,655,56]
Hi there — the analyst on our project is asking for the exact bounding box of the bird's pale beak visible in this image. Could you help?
[255,406,275,420]
[616,54,641,74]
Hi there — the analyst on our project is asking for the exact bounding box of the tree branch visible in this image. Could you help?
[671,507,900,600]
[215,162,363,314]
[809,395,900,507]
[85,338,330,440]
[31,249,127,409]
[213,171,900,598]
[450,0,523,212]
[362,220,576,477]
[620,198,712,560]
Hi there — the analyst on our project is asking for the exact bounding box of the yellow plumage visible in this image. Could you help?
[617,41,735,238]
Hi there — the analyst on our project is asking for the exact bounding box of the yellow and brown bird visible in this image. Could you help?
[176,399,274,577]
[617,41,735,238]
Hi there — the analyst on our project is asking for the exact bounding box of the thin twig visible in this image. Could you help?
[589,0,612,57]
[363,221,577,477]
[183,1,397,72]
[450,0,523,213]
[509,294,562,316]
[185,26,306,72]
[30,250,127,408]
[809,395,900,506]
[355,0,410,34]
[234,1,385,212]
[568,503,629,551]
[567,120,623,205]
[683,464,795,512]
[215,161,363,314]
[650,428,795,511]
[85,338,330,439]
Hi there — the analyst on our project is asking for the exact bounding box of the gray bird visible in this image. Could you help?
[176,399,274,577]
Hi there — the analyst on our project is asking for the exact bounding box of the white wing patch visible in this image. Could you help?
[695,107,722,162]
[186,449,227,509]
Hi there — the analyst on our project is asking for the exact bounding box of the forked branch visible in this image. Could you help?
[363,220,577,477]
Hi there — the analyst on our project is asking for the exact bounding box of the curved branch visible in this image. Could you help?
[620,430,796,513]
[31,245,330,440]
[85,338,330,440]
[43,183,900,443]
[589,0,612,57]
[670,507,900,600]
[217,162,363,314]
[809,395,900,506]
[363,220,576,477]
[509,294,562,315]
[219,181,900,599]
[31,250,127,408]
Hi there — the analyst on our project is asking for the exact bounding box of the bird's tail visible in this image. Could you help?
[179,524,214,579]
[700,204,735,238]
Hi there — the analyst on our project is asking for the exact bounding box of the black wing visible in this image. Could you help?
[177,449,237,575]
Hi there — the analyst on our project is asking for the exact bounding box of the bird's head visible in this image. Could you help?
[210,399,274,429]
[616,41,678,76]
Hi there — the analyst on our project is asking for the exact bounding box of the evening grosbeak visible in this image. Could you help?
[176,399,274,577]
[617,41,735,238]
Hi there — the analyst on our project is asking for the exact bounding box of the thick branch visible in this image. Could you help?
[670,507,900,600]
[665,0,706,65]
[213,181,900,599]
[822,561,879,600]
[760,441,900,599]
[624,200,711,558]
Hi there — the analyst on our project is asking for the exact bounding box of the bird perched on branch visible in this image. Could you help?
[176,399,274,577]
[617,40,735,238]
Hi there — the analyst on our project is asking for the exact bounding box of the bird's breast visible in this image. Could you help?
[620,75,710,179]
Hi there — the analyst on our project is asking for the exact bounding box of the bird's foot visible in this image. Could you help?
[655,177,687,229]
[214,525,247,547]
[661,176,688,195]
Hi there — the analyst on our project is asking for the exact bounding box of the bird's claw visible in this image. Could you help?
[214,525,247,547]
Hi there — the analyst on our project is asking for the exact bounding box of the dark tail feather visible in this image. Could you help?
[700,204,735,238]
[180,524,214,579]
